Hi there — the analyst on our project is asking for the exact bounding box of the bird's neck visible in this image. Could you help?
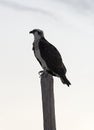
[33,32,41,42]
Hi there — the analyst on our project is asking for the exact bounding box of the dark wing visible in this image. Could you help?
[39,38,67,75]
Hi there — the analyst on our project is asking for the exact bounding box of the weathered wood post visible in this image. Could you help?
[40,71,56,130]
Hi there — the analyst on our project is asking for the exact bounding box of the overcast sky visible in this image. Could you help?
[0,0,94,130]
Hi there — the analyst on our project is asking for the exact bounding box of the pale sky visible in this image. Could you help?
[0,0,94,130]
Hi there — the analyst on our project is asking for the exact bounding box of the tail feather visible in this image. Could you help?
[60,75,71,87]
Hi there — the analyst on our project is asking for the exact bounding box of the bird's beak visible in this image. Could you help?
[29,30,33,34]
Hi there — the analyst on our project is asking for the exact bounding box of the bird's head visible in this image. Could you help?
[29,29,44,40]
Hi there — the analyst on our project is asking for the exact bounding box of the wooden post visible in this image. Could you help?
[40,71,56,130]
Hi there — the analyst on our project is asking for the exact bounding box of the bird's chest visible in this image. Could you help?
[33,41,48,70]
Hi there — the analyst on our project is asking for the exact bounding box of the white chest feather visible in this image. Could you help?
[33,40,48,70]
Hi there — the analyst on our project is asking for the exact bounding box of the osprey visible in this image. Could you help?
[29,29,71,87]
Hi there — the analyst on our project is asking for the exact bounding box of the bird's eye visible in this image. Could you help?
[38,31,41,35]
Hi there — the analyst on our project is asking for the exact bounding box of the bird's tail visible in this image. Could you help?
[60,75,71,87]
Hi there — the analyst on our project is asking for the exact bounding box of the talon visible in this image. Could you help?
[38,70,44,76]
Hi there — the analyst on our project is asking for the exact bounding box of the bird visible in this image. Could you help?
[29,29,71,87]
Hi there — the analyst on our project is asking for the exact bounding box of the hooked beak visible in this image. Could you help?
[29,30,33,34]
